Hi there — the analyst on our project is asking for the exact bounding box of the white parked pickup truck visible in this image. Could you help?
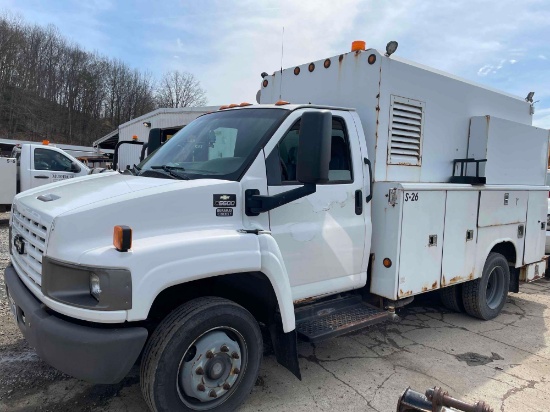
[0,143,90,211]
[4,41,550,412]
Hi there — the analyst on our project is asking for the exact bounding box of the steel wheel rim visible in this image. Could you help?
[177,326,248,411]
[486,266,505,309]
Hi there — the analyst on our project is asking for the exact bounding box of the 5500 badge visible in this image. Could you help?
[213,194,236,207]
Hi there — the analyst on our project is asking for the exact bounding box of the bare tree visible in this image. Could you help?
[0,14,208,145]
[155,70,207,108]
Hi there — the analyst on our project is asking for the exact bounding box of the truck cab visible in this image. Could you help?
[4,43,549,412]
[0,143,89,210]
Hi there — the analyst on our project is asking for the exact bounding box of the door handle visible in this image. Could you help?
[34,175,49,179]
[355,190,363,215]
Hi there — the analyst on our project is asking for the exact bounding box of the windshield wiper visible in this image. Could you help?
[149,165,190,180]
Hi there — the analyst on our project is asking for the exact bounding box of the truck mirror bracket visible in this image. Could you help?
[245,184,316,216]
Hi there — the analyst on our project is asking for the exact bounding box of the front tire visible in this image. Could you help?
[462,253,510,320]
[140,297,263,412]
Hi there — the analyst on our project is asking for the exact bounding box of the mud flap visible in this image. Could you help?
[509,266,519,293]
[269,321,301,380]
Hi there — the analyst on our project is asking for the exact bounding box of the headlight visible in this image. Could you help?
[90,273,102,301]
[41,257,132,310]
[547,214,550,230]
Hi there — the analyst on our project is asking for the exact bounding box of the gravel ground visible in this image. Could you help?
[1,210,550,411]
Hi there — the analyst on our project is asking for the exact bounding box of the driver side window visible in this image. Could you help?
[34,148,76,172]
[267,117,353,185]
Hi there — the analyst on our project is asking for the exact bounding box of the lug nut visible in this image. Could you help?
[220,345,229,353]
[197,384,205,392]
[231,352,240,359]
[195,367,204,375]
[223,383,231,390]
[206,350,214,359]
[209,390,217,398]
[233,367,240,375]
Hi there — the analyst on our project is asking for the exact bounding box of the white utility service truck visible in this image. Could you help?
[4,41,549,412]
[0,142,90,211]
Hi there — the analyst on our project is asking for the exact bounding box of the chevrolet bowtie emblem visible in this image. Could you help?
[220,195,230,200]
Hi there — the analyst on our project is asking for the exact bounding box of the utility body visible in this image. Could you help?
[4,43,549,412]
[0,143,89,211]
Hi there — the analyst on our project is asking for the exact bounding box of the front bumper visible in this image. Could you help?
[4,265,148,384]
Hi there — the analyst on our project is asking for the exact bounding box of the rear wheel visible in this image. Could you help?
[440,284,463,312]
[140,297,263,412]
[462,253,510,320]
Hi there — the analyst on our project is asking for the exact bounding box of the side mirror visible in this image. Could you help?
[245,110,332,216]
[147,128,162,156]
[71,162,80,173]
[296,111,332,184]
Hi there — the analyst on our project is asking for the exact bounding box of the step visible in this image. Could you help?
[295,295,389,343]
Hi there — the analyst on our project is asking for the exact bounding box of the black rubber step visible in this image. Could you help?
[295,295,389,343]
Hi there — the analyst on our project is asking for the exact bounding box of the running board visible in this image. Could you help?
[295,295,389,343]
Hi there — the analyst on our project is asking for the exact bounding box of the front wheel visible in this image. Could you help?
[140,297,263,412]
[462,252,510,320]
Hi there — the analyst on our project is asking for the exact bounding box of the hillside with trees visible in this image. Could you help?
[0,14,207,146]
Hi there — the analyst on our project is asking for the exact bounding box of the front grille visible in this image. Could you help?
[11,207,49,286]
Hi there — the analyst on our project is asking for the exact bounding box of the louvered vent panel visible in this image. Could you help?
[388,96,425,166]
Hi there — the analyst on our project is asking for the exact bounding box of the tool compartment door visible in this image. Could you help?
[441,191,479,286]
[523,191,547,264]
[398,190,446,297]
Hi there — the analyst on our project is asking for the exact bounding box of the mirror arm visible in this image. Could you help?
[245,184,316,216]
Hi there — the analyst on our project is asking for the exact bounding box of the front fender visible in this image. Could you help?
[78,230,296,332]
[257,233,295,332]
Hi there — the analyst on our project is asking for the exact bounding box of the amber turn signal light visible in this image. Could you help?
[114,225,132,252]
[383,258,392,268]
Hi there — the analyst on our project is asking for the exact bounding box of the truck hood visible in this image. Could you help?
[14,172,244,262]
[14,173,178,220]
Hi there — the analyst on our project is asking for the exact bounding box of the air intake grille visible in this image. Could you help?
[388,96,425,166]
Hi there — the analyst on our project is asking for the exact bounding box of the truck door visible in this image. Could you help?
[27,146,82,190]
[265,110,369,296]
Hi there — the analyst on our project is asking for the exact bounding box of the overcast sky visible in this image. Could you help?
[2,0,549,128]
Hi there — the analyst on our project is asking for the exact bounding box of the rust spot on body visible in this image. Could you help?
[468,272,474,280]
[399,289,413,297]
[441,276,446,286]
[432,281,438,289]
[449,276,463,284]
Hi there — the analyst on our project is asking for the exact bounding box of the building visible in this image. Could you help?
[93,106,219,151]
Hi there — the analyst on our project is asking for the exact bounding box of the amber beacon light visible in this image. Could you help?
[114,225,132,252]
[351,40,366,52]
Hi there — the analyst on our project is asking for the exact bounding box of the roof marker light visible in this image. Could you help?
[42,140,50,145]
[228,104,238,108]
[219,105,229,110]
[275,100,290,106]
[239,102,252,107]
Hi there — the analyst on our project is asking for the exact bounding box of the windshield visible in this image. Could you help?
[138,108,287,180]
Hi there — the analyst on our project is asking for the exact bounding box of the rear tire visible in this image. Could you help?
[440,284,463,312]
[462,253,510,320]
[140,297,263,412]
